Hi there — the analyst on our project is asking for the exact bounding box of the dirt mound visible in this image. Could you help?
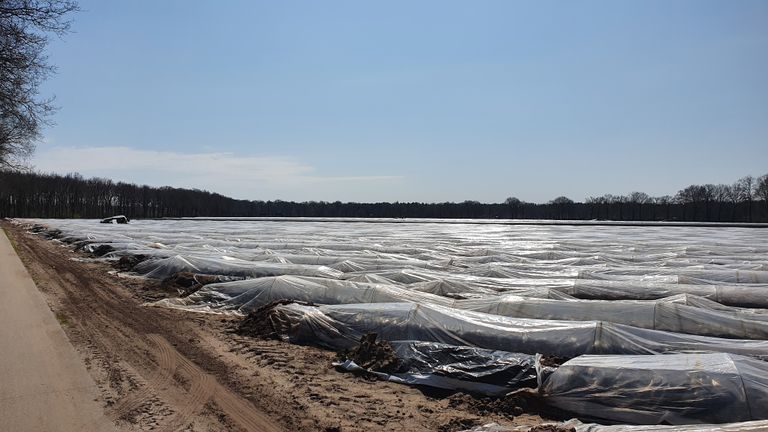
[27,224,48,234]
[343,333,400,373]
[160,271,224,296]
[448,393,523,418]
[437,417,480,432]
[43,228,62,239]
[114,254,148,271]
[236,300,312,339]
[91,244,115,257]
[447,391,569,422]
[538,356,568,368]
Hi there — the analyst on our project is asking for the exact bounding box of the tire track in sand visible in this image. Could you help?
[107,333,179,421]
[150,334,282,432]
[148,334,215,431]
[9,228,283,432]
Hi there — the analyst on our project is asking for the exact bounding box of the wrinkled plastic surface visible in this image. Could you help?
[25,219,768,308]
[557,279,768,308]
[25,219,768,289]
[540,353,768,424]
[265,302,768,358]
[156,275,453,313]
[21,219,768,427]
[458,295,768,339]
[158,275,768,340]
[132,255,344,279]
[336,340,538,396]
[392,341,538,388]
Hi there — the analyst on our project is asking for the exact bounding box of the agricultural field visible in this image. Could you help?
[9,218,768,431]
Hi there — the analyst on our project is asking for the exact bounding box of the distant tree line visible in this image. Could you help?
[1,170,767,222]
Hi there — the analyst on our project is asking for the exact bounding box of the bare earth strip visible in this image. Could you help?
[2,222,541,431]
[0,228,113,432]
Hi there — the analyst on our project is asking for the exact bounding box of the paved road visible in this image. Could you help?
[0,228,113,431]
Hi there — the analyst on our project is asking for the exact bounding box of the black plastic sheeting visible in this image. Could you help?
[393,341,538,388]
[460,420,768,432]
[540,353,768,425]
[336,341,538,396]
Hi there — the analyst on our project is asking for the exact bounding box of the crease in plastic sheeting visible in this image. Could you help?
[151,274,768,339]
[132,254,345,280]
[334,359,513,396]
[539,353,768,425]
[334,340,538,395]
[263,302,768,359]
[729,354,754,421]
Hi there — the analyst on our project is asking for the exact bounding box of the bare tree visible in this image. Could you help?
[627,191,650,204]
[625,191,649,220]
[712,184,731,202]
[733,176,755,221]
[548,196,573,219]
[711,184,732,221]
[0,0,78,169]
[653,195,673,220]
[756,174,768,216]
[549,196,573,205]
[675,185,707,220]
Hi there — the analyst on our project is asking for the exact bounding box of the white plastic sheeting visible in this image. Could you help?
[540,353,768,424]
[396,276,768,308]
[458,295,768,339]
[349,270,768,308]
[19,219,768,427]
[262,302,768,359]
[155,275,454,313]
[25,218,768,282]
[553,279,768,308]
[132,255,343,279]
[156,275,768,340]
[25,218,768,304]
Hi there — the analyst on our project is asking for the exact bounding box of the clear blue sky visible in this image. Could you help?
[36,0,767,203]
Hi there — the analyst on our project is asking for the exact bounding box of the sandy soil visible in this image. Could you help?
[3,221,548,432]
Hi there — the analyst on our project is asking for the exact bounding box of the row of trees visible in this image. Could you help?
[1,170,767,222]
[578,175,768,222]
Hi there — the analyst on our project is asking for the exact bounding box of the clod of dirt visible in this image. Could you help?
[538,356,569,368]
[236,300,313,339]
[29,225,61,240]
[437,417,481,432]
[446,390,568,421]
[114,254,148,271]
[160,272,224,296]
[91,244,115,257]
[341,333,400,373]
